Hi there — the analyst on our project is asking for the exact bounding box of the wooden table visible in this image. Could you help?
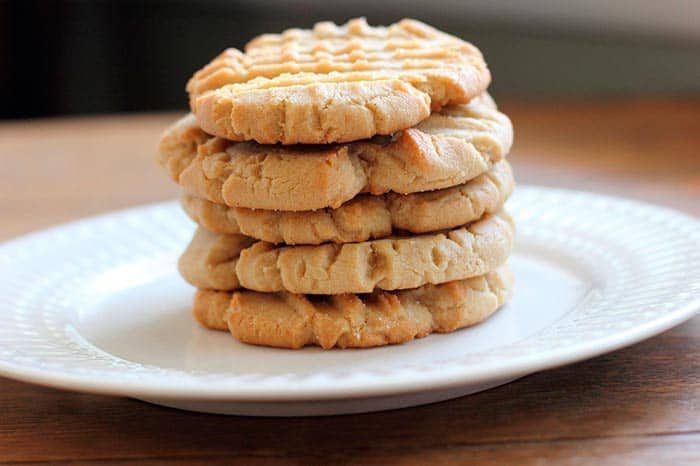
[0,98,698,465]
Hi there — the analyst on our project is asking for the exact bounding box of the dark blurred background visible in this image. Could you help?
[2,0,699,119]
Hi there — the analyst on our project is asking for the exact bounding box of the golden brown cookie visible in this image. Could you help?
[159,94,512,211]
[193,265,513,349]
[193,75,432,144]
[237,211,514,294]
[187,18,491,144]
[180,211,514,294]
[181,160,514,243]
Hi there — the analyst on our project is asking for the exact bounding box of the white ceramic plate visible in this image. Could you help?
[0,186,698,416]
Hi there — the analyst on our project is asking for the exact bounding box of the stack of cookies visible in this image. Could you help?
[157,18,515,349]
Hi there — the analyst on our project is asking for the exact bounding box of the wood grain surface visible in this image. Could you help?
[0,98,698,465]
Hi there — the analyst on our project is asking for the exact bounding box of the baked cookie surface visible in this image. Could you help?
[187,18,491,144]
[194,265,513,349]
[180,211,514,294]
[193,76,432,144]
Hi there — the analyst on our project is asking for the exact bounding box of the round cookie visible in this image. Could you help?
[193,265,513,349]
[187,18,491,144]
[179,211,514,294]
[158,94,512,211]
[181,160,514,244]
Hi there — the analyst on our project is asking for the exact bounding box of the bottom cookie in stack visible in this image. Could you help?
[194,266,513,349]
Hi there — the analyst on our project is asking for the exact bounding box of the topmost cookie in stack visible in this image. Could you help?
[187,18,491,144]
[157,18,515,349]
